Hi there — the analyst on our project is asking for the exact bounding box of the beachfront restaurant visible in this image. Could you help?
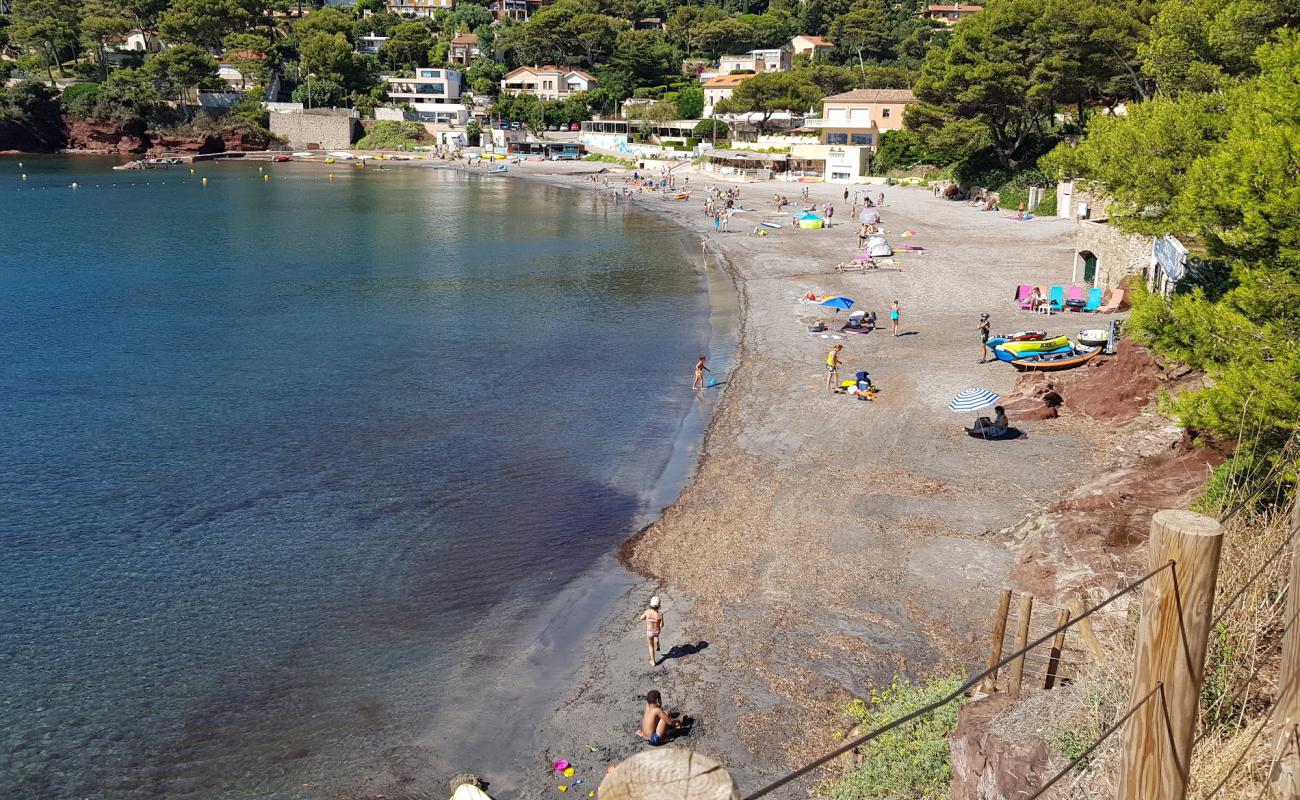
[700,148,787,181]
[508,140,586,160]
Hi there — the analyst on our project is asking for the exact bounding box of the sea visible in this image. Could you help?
[0,156,727,798]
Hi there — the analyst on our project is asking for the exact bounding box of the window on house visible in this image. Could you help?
[827,133,848,145]
[850,133,873,145]
[881,108,891,118]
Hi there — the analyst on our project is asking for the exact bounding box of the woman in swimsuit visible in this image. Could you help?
[639,596,664,666]
[890,300,901,337]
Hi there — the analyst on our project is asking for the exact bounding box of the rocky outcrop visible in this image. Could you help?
[62,115,267,155]
[64,116,149,154]
[949,694,1056,800]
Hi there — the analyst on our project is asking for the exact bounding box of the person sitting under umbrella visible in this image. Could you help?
[966,406,1009,438]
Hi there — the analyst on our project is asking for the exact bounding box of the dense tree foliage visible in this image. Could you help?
[1042,32,1300,499]
[714,70,820,129]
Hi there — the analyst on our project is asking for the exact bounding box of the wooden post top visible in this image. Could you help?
[599,749,739,800]
[1152,509,1222,537]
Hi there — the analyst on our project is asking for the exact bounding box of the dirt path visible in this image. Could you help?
[490,169,1110,796]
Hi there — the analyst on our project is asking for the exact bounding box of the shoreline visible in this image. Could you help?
[492,161,1109,796]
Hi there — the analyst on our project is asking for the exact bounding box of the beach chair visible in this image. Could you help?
[1065,285,1085,310]
[1083,287,1102,312]
[1049,286,1065,313]
[1015,284,1034,309]
[1097,287,1126,313]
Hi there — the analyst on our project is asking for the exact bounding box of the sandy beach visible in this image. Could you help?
[448,160,1121,797]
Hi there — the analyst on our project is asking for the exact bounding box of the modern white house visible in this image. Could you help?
[356,34,389,55]
[500,66,598,100]
[718,47,792,74]
[384,68,468,124]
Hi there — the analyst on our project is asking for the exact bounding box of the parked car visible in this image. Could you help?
[569,122,581,131]
[547,124,558,131]
[510,121,521,129]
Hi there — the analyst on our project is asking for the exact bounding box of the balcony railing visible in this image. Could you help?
[802,118,875,129]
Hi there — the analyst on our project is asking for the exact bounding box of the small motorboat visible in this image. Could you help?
[1009,344,1101,371]
[1078,328,1109,348]
[991,335,1072,362]
[272,154,292,163]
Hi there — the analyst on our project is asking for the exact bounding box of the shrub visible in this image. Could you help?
[356,120,428,150]
[821,674,965,800]
[693,118,727,139]
[60,83,104,117]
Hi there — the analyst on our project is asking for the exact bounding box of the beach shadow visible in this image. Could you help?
[896,331,920,337]
[966,427,1026,441]
[661,640,709,662]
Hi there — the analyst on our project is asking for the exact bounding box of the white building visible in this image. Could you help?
[356,34,389,55]
[702,73,752,116]
[386,0,455,16]
[500,66,598,101]
[385,68,467,124]
[718,47,791,74]
[789,35,834,61]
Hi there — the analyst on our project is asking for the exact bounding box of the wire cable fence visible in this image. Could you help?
[741,562,1175,800]
[742,501,1297,800]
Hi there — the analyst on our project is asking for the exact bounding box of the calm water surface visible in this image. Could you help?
[0,157,716,798]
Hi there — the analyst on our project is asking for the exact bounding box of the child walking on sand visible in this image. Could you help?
[890,300,901,336]
[639,596,664,666]
[692,356,711,389]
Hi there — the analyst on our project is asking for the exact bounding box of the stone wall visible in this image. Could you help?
[1060,183,1155,291]
[268,111,360,150]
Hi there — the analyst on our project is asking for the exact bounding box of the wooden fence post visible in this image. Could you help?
[1069,596,1108,663]
[1269,504,1300,799]
[1119,510,1223,800]
[1009,593,1034,699]
[1044,608,1070,690]
[600,748,739,800]
[981,589,1013,693]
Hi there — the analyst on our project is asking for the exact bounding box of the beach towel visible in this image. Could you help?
[894,246,926,251]
[1003,214,1035,221]
[760,222,780,228]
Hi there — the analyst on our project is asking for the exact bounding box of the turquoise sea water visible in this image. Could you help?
[0,157,715,798]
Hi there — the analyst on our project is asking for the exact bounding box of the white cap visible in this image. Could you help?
[649,596,660,608]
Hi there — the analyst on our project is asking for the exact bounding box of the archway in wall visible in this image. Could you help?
[1074,250,1098,285]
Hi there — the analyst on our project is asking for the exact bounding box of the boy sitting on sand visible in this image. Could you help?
[636,690,684,746]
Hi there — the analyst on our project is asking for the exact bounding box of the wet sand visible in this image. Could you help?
[486,162,1113,797]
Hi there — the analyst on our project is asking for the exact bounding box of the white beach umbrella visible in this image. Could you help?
[949,388,1000,413]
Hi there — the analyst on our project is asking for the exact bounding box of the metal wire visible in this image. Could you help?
[1022,683,1165,800]
[741,561,1175,800]
[1209,524,1296,629]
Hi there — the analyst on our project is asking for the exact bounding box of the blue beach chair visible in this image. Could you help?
[1050,286,1065,313]
[1083,287,1102,312]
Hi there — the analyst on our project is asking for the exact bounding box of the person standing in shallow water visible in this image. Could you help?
[692,356,711,390]
[639,596,664,666]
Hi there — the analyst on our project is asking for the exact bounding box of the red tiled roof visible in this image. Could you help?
[926,5,983,11]
[451,33,479,44]
[795,35,833,46]
[703,74,753,88]
[823,88,918,103]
